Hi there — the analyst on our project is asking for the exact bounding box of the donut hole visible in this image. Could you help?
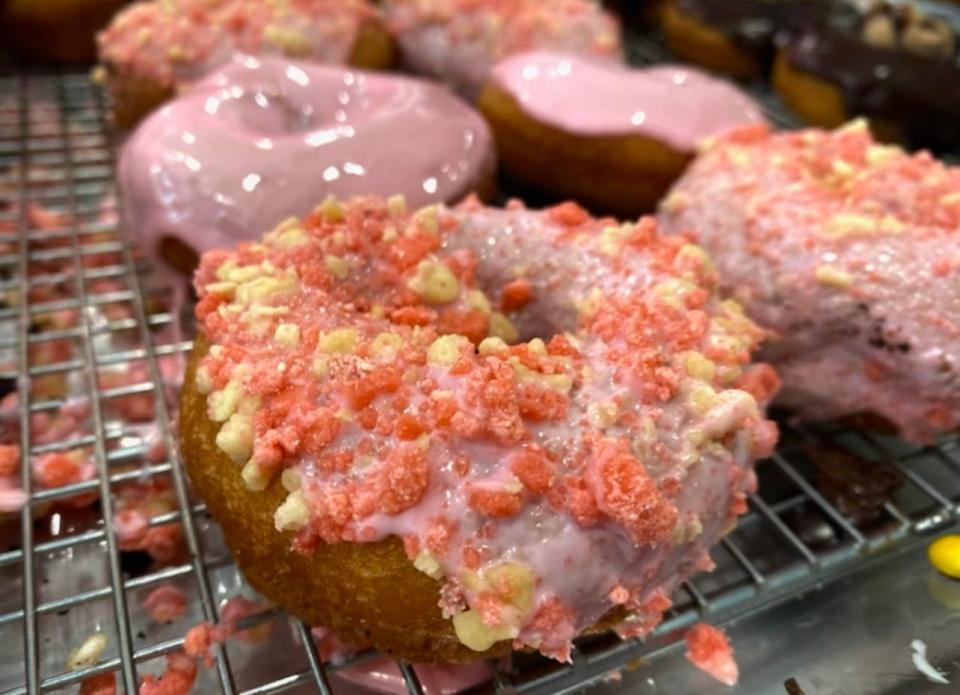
[213,85,321,136]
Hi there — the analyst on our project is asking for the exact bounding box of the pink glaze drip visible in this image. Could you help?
[490,51,765,152]
[118,55,494,269]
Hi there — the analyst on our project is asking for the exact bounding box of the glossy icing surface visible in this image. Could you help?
[118,55,494,267]
[490,52,765,152]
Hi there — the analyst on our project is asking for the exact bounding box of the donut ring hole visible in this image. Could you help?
[203,62,388,139]
[213,85,322,136]
[465,238,585,343]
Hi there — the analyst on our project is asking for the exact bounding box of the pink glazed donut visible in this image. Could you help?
[382,0,623,100]
[179,194,779,663]
[118,54,495,274]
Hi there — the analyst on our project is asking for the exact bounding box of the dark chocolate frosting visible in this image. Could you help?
[784,10,960,151]
[808,445,903,527]
[675,0,834,64]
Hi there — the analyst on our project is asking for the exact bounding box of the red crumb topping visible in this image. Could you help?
[0,445,19,477]
[32,450,91,489]
[79,674,116,695]
[501,278,534,312]
[139,651,197,695]
[685,622,739,687]
[385,0,621,68]
[143,585,189,624]
[467,484,524,518]
[510,446,555,494]
[586,437,678,545]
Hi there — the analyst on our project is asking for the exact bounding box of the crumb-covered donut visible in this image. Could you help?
[477,51,764,216]
[382,0,622,100]
[180,194,778,663]
[118,55,494,274]
[774,1,960,150]
[97,0,394,129]
[1,0,131,64]
[661,0,831,80]
[659,121,960,442]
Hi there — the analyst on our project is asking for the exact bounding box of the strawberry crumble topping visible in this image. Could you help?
[193,194,776,660]
[685,622,739,686]
[660,120,960,442]
[382,0,622,98]
[98,0,378,88]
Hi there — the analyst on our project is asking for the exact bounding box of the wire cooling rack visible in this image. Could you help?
[2,45,960,695]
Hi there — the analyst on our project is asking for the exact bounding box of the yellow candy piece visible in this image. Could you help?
[928,535,960,579]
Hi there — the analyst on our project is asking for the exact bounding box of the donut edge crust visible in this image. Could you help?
[660,1,762,81]
[771,50,905,143]
[476,82,690,216]
[771,50,848,130]
[103,16,396,130]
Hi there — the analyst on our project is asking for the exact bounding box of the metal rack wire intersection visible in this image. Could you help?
[1,52,958,695]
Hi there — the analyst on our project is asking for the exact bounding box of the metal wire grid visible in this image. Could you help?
[0,58,957,695]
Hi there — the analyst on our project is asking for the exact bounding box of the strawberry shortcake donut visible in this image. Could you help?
[382,0,623,99]
[179,194,778,662]
[97,0,393,128]
[659,121,960,442]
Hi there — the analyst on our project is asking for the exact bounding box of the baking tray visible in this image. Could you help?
[1,30,959,695]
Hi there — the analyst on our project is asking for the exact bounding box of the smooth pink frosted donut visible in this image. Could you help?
[382,0,623,99]
[489,51,766,154]
[118,54,494,271]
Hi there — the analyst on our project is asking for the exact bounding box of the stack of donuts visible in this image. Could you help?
[11,0,960,687]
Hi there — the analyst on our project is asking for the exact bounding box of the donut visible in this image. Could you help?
[179,194,778,663]
[773,1,960,150]
[661,0,832,80]
[659,120,960,442]
[118,54,495,275]
[381,0,622,100]
[1,0,131,64]
[476,51,765,216]
[97,0,394,129]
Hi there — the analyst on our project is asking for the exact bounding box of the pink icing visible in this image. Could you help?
[490,51,765,152]
[118,54,494,268]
